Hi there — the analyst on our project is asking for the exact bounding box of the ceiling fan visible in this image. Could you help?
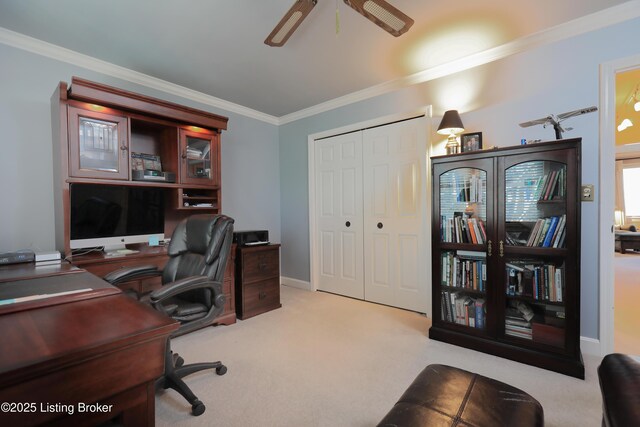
[265,0,414,47]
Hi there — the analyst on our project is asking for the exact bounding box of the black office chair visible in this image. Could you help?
[105,214,235,416]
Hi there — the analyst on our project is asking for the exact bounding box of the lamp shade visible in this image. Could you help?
[437,110,465,135]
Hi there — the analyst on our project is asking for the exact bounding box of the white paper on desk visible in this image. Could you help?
[0,288,92,305]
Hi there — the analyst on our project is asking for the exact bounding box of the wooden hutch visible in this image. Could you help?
[51,77,236,324]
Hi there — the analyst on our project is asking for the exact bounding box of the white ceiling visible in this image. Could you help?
[0,0,633,118]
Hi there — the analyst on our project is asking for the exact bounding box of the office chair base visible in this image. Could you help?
[192,400,205,416]
[158,345,227,416]
[173,353,184,368]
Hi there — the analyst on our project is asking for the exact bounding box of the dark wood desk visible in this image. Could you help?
[615,231,640,254]
[0,265,178,426]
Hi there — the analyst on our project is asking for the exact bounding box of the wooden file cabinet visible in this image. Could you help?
[235,244,281,319]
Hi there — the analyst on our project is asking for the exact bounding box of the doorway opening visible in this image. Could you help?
[600,55,640,356]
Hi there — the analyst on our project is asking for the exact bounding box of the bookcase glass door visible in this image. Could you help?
[504,161,567,248]
[68,107,129,180]
[502,160,568,349]
[185,136,212,181]
[438,167,489,330]
[78,116,120,172]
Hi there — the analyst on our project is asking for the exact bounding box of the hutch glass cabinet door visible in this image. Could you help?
[180,129,219,186]
[433,159,494,334]
[499,153,576,353]
[68,107,129,179]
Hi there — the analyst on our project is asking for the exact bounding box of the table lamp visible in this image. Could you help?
[437,110,465,154]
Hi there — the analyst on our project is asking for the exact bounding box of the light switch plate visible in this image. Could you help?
[581,184,594,201]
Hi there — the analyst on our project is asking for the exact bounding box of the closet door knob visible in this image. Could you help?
[345,221,351,227]
[377,222,383,229]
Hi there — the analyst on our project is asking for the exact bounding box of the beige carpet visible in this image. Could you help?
[156,286,603,427]
[614,251,640,355]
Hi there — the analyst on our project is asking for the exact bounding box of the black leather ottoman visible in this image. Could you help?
[378,364,544,427]
[598,353,640,427]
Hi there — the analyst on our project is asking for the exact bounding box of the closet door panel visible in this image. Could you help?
[315,132,364,299]
[363,118,427,312]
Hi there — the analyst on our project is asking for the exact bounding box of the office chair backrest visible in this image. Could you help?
[163,214,235,285]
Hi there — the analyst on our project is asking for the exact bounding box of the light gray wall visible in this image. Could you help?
[0,43,280,253]
[279,17,640,340]
[2,17,639,341]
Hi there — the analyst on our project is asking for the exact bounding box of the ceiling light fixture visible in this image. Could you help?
[265,0,317,47]
[618,118,633,132]
[617,83,640,132]
[343,0,414,36]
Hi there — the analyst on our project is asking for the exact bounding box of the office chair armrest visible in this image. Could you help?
[149,275,225,307]
[103,265,162,285]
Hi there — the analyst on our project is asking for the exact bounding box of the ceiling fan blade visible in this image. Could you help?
[265,0,317,47]
[343,0,414,37]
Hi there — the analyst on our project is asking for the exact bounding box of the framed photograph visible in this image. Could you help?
[461,132,483,152]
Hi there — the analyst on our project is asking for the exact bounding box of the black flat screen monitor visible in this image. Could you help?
[69,183,165,250]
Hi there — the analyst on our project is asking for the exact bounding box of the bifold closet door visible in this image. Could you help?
[315,131,365,299]
[362,118,427,312]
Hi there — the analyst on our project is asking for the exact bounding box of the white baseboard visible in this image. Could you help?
[580,336,601,356]
[281,276,313,291]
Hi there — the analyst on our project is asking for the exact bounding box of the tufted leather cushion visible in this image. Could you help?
[158,214,234,336]
[378,364,543,427]
[598,354,640,427]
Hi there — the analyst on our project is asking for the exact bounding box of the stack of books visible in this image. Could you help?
[440,290,485,329]
[441,250,487,292]
[506,262,564,302]
[505,302,534,340]
[525,214,566,248]
[441,214,487,244]
[533,168,566,201]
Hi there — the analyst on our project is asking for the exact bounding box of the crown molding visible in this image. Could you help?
[278,0,640,125]
[1,1,639,127]
[0,27,280,126]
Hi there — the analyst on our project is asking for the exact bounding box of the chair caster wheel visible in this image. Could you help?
[191,400,205,416]
[216,365,227,375]
[175,356,184,367]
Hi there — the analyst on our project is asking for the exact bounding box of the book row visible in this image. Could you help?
[440,290,486,329]
[441,251,487,292]
[504,301,565,346]
[504,300,535,339]
[454,174,485,203]
[534,168,566,201]
[506,263,564,302]
[441,215,487,244]
[526,214,566,248]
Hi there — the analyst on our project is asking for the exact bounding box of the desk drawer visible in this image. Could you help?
[80,255,168,278]
[117,275,162,294]
[241,248,279,283]
[238,278,281,319]
[0,335,167,426]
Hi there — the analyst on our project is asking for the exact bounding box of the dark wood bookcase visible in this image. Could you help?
[429,138,584,378]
